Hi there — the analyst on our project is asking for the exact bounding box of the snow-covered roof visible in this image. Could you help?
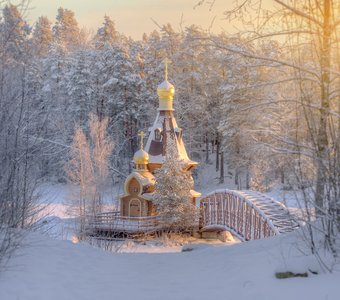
[121,171,155,198]
[131,171,155,186]
[144,110,196,166]
[142,192,155,200]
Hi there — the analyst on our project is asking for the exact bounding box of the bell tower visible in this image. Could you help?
[144,59,198,174]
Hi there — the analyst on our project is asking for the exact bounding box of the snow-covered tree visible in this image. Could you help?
[65,114,113,237]
[31,16,52,57]
[0,3,30,62]
[202,0,340,267]
[89,114,114,211]
[65,49,95,128]
[65,125,94,237]
[94,16,119,49]
[154,137,199,231]
[53,7,81,51]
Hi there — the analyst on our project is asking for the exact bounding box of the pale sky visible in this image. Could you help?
[24,0,244,39]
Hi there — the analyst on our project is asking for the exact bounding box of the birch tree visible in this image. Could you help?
[65,126,94,237]
[65,114,113,237]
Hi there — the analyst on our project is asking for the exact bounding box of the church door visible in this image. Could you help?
[129,199,141,217]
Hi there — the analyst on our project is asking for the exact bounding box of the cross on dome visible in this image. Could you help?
[138,131,145,150]
[164,57,169,81]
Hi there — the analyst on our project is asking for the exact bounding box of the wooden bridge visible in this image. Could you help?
[200,189,299,241]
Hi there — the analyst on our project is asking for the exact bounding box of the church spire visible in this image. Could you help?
[144,57,198,173]
[157,58,175,111]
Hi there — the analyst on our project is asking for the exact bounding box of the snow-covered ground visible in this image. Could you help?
[0,230,339,300]
[36,182,123,240]
[1,174,339,299]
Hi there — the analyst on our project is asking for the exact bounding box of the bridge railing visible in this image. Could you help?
[85,211,160,233]
[200,190,284,241]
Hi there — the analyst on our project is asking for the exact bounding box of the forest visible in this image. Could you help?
[0,0,339,267]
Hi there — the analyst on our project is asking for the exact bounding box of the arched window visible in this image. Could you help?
[154,129,161,141]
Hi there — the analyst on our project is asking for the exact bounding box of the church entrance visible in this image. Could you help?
[129,199,141,217]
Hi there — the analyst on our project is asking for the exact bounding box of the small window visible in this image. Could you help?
[155,129,161,141]
[176,128,182,140]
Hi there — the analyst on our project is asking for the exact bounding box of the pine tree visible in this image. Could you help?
[153,137,199,231]
[94,15,119,49]
[65,48,95,128]
[31,16,52,57]
[53,7,81,51]
[0,4,30,62]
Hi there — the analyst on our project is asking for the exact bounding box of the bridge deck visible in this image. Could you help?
[200,189,299,241]
[236,190,299,234]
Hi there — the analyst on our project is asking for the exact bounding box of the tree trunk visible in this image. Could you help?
[235,168,239,187]
[246,168,250,189]
[315,0,331,214]
[216,132,220,172]
[219,151,224,183]
[205,132,209,163]
[280,168,285,185]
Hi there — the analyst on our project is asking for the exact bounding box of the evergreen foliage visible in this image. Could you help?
[153,136,199,231]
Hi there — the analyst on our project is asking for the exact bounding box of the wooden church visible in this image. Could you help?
[119,61,201,218]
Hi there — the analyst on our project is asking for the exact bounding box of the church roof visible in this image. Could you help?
[130,171,155,187]
[144,110,197,166]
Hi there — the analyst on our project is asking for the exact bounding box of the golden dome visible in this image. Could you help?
[157,80,175,100]
[133,149,149,165]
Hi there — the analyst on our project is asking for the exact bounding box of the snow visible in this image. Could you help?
[36,183,122,240]
[2,180,339,300]
[275,256,322,275]
[18,180,337,299]
[0,230,339,300]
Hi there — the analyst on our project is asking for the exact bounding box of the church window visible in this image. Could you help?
[155,129,161,141]
[176,128,182,139]
[138,164,145,170]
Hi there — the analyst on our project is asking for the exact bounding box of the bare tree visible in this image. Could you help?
[198,0,340,267]
[65,126,94,237]
[65,114,113,238]
[0,0,45,270]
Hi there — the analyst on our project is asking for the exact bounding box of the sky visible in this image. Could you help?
[24,0,243,39]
